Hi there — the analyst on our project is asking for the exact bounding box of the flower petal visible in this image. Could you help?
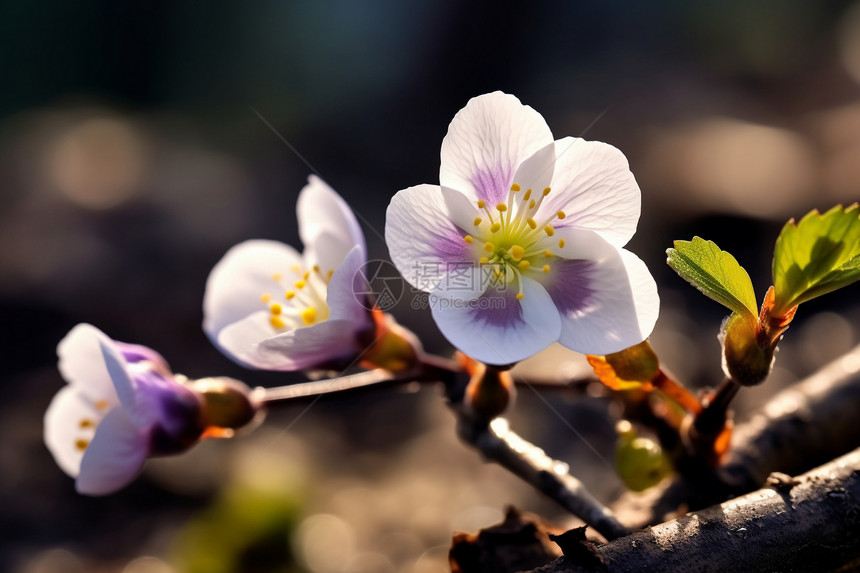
[100,338,157,429]
[542,137,641,247]
[76,408,148,495]
[257,318,366,370]
[57,324,120,404]
[440,92,554,205]
[429,278,561,365]
[326,245,373,327]
[297,175,366,272]
[203,239,304,338]
[44,386,104,478]
[386,184,487,300]
[538,228,659,355]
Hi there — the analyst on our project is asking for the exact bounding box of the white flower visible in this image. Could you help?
[44,324,204,495]
[203,175,372,370]
[385,92,659,365]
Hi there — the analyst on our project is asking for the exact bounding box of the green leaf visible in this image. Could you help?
[772,204,860,313]
[667,237,758,319]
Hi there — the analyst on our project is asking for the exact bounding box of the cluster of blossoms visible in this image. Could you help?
[44,92,659,494]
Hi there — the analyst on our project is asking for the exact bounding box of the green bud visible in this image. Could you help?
[720,313,774,386]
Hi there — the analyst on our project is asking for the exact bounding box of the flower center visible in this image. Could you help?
[260,264,334,331]
[463,184,567,300]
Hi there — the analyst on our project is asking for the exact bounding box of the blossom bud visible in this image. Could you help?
[187,377,263,434]
[720,313,774,386]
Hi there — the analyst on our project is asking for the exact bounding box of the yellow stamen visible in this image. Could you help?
[526,218,537,229]
[75,439,89,451]
[464,235,474,244]
[272,273,282,281]
[517,260,531,271]
[543,187,551,196]
[557,210,566,219]
[544,225,555,237]
[303,271,310,280]
[301,307,317,325]
[510,183,521,192]
[473,217,482,226]
[490,222,501,233]
[294,280,306,289]
[479,256,489,264]
[477,200,486,208]
[313,264,320,272]
[285,291,296,300]
[529,199,536,209]
[510,245,525,261]
[516,293,525,301]
[543,264,551,273]
[270,303,282,315]
[260,293,271,303]
[327,269,334,280]
[95,400,109,410]
[483,242,495,253]
[270,316,286,329]
[79,419,95,428]
[543,250,554,257]
[558,238,565,248]
[523,189,532,201]
[496,203,507,212]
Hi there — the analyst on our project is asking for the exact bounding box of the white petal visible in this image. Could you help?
[542,137,641,247]
[257,318,366,370]
[76,408,148,495]
[99,338,158,429]
[430,278,561,365]
[57,324,119,404]
[440,92,554,206]
[44,386,104,478]
[541,228,659,355]
[203,239,304,337]
[511,141,556,198]
[326,245,373,327]
[385,184,487,301]
[298,175,366,272]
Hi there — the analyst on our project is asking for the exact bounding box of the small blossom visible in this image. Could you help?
[385,92,659,364]
[203,175,372,371]
[44,324,207,495]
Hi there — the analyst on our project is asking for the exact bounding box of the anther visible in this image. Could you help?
[260,293,272,303]
[79,419,95,428]
[270,316,286,329]
[558,238,565,248]
[517,260,530,271]
[464,235,474,244]
[543,187,551,196]
[543,250,554,257]
[75,439,89,451]
[294,280,306,289]
[490,222,501,233]
[557,210,566,219]
[510,183,521,192]
[477,200,486,208]
[524,189,532,200]
[516,293,525,301]
[285,291,296,300]
[527,218,537,229]
[270,303,282,315]
[95,400,109,410]
[479,256,489,264]
[543,264,551,273]
[272,273,282,281]
[496,203,507,212]
[529,199,536,209]
[544,225,555,237]
[510,245,525,261]
[301,307,317,326]
[473,217,482,226]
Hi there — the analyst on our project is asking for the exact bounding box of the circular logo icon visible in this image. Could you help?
[353,259,405,311]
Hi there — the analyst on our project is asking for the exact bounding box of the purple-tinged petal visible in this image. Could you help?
[76,409,148,496]
[539,228,659,355]
[100,339,157,430]
[542,137,641,247]
[203,240,304,338]
[298,175,366,272]
[257,318,367,370]
[386,184,487,300]
[440,92,554,205]
[326,245,373,328]
[430,278,560,365]
[57,324,120,405]
[44,386,103,478]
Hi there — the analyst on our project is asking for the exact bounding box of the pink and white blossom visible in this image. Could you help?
[203,175,372,371]
[385,92,659,365]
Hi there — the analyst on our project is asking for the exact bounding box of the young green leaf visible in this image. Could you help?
[772,204,860,315]
[667,237,758,320]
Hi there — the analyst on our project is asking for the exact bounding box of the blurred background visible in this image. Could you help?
[2,1,860,572]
